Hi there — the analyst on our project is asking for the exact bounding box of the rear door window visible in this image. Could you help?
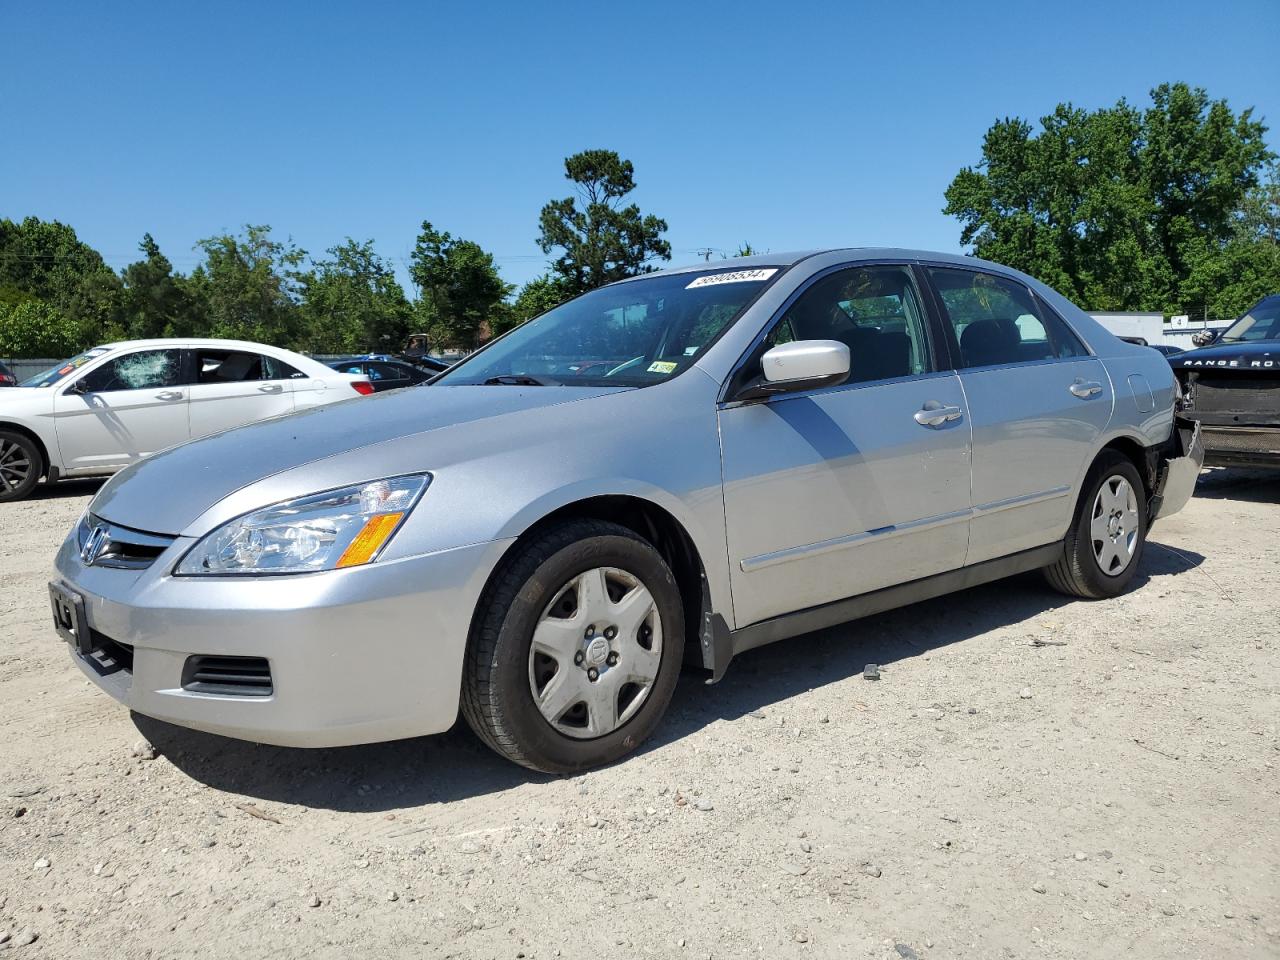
[928,268,1086,368]
[193,349,298,383]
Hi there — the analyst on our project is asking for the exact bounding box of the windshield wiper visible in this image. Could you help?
[481,374,556,386]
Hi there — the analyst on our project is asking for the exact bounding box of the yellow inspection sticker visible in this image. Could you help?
[647,361,678,374]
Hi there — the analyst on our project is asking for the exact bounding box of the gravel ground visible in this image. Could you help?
[1,470,1277,959]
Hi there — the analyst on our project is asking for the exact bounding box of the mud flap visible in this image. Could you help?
[1150,417,1203,522]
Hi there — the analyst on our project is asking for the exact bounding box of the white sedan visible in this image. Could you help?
[0,338,373,501]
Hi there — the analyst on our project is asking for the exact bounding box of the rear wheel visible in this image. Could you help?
[1045,451,1147,599]
[461,519,684,773]
[0,430,43,503]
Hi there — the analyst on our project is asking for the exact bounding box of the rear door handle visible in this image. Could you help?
[914,402,964,428]
[154,390,184,401]
[257,384,283,394]
[1070,379,1103,399]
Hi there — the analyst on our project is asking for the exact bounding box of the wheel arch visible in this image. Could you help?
[1098,433,1159,498]
[0,420,53,481]
[476,493,718,673]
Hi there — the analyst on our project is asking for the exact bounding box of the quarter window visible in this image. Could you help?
[928,268,1086,367]
[77,349,183,392]
[764,265,931,384]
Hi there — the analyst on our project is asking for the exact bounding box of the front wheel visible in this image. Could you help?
[461,519,684,773]
[1045,451,1147,599]
[0,430,43,503]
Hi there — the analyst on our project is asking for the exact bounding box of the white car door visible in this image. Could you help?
[53,348,190,473]
[186,348,297,440]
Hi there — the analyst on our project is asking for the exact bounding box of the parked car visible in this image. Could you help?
[326,355,443,392]
[0,360,15,387]
[0,339,372,501]
[1117,335,1182,358]
[51,251,1201,772]
[1171,293,1280,467]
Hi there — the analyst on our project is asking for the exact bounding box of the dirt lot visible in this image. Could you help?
[0,471,1277,959]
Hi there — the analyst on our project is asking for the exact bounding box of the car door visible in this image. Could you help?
[924,265,1112,564]
[186,348,298,440]
[718,263,973,628]
[52,347,189,473]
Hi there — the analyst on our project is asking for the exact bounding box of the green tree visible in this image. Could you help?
[0,299,83,357]
[944,83,1275,318]
[0,216,122,343]
[298,239,413,352]
[504,273,572,329]
[184,225,306,344]
[408,221,511,350]
[537,149,671,294]
[119,234,190,340]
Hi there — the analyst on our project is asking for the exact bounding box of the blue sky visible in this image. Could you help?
[3,0,1277,292]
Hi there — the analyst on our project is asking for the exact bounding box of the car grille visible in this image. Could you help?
[84,630,133,675]
[1202,426,1280,455]
[1187,375,1280,419]
[77,515,176,570]
[181,656,274,697]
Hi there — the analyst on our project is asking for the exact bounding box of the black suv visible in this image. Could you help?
[1172,294,1280,468]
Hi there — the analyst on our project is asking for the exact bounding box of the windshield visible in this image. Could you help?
[437,267,781,387]
[19,347,113,387]
[1219,300,1280,343]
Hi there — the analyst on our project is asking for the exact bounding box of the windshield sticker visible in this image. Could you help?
[683,346,699,356]
[647,361,678,374]
[685,268,777,289]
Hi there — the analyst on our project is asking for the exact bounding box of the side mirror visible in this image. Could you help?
[67,378,90,395]
[733,339,850,402]
[1191,330,1217,347]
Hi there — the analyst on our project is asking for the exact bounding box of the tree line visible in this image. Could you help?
[0,149,671,358]
[945,83,1279,321]
[3,83,1278,360]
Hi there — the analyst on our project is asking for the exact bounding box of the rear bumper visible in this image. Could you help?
[1150,417,1205,521]
[1200,424,1280,468]
[53,530,513,747]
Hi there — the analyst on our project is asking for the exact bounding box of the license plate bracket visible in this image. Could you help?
[49,581,93,655]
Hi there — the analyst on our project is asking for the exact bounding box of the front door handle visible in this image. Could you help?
[1070,379,1103,399]
[914,401,964,428]
[155,390,184,401]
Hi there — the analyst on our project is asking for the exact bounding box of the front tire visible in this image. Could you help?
[461,519,684,773]
[1045,451,1147,599]
[0,430,43,503]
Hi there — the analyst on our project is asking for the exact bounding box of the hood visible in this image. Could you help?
[1173,339,1280,373]
[91,384,627,534]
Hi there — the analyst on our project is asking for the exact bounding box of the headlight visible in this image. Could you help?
[174,475,430,576]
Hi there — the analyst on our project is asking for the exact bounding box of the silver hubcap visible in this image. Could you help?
[0,439,32,493]
[1090,475,1140,575]
[528,566,662,740]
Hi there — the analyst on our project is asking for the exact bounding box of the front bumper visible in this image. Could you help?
[52,529,513,747]
[1199,424,1280,468]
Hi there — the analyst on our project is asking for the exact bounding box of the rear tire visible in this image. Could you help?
[1045,451,1147,599]
[0,430,43,503]
[461,519,684,773]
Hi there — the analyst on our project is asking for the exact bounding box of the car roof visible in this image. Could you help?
[627,247,1011,281]
[96,337,301,353]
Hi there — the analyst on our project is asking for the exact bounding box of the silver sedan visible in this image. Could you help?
[50,250,1201,772]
